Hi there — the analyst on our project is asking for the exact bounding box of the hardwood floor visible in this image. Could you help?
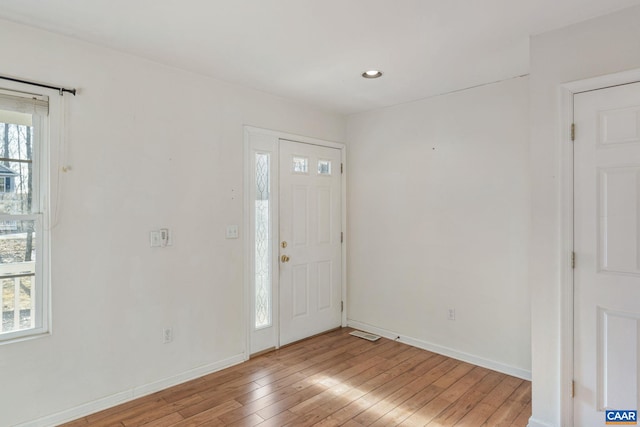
[61,328,531,426]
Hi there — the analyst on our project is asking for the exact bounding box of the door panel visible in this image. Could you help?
[574,82,640,425]
[599,308,639,410]
[279,140,342,346]
[293,186,309,246]
[317,187,332,244]
[317,261,332,310]
[599,167,640,275]
[292,264,309,317]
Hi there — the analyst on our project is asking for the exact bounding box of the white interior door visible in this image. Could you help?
[279,140,342,346]
[574,82,640,425]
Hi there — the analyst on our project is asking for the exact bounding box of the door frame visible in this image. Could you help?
[559,68,640,427]
[243,126,347,360]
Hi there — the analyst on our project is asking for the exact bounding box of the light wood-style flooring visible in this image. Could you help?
[62,328,531,426]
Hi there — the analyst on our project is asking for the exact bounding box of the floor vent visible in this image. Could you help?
[349,330,381,342]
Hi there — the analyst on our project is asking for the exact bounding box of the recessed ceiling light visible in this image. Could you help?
[362,70,383,79]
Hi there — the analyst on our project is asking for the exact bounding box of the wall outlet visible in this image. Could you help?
[163,327,173,344]
[448,308,456,321]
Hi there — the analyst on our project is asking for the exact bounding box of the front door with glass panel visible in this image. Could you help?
[278,140,342,346]
[247,130,343,355]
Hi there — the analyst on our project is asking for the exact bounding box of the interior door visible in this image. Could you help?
[279,140,342,346]
[574,82,640,425]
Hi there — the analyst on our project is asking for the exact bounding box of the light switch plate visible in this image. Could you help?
[226,225,239,239]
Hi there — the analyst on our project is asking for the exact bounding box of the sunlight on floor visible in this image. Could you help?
[311,374,425,425]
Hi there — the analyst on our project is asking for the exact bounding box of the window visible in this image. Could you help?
[4,176,14,193]
[292,156,308,173]
[0,87,50,343]
[318,160,332,175]
[255,153,272,329]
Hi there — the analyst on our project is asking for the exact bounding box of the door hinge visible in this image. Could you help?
[571,123,576,141]
[341,163,343,174]
[341,232,343,243]
[571,251,576,269]
[571,380,575,398]
[341,301,344,312]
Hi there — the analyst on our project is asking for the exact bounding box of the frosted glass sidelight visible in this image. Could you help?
[255,153,271,329]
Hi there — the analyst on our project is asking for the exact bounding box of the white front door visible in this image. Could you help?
[278,140,342,346]
[574,82,640,425]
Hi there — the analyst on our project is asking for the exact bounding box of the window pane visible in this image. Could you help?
[318,160,332,175]
[0,119,34,215]
[0,220,36,334]
[292,156,308,173]
[255,153,271,329]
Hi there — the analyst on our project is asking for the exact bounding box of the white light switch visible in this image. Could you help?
[150,230,162,247]
[226,225,239,239]
[150,228,172,247]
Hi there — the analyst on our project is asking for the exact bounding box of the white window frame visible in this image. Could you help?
[0,80,58,344]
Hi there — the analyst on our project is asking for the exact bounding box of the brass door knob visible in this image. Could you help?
[281,255,290,263]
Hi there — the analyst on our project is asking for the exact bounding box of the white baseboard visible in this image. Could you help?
[15,353,246,427]
[527,417,555,427]
[347,319,531,381]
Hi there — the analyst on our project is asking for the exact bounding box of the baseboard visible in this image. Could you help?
[15,390,134,427]
[347,319,531,381]
[15,353,246,427]
[130,354,244,398]
[527,417,555,427]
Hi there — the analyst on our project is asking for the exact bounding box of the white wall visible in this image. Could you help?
[346,76,531,378]
[529,5,640,427]
[0,19,345,426]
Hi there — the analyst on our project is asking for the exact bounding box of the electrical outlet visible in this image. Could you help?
[163,327,173,344]
[448,308,456,321]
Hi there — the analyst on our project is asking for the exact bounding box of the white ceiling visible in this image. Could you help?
[1,0,639,114]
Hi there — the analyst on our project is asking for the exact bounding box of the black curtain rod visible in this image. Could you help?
[0,75,76,96]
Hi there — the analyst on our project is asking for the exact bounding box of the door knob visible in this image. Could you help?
[281,255,290,263]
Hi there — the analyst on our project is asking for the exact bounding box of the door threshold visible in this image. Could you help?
[250,347,276,359]
[279,326,344,350]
